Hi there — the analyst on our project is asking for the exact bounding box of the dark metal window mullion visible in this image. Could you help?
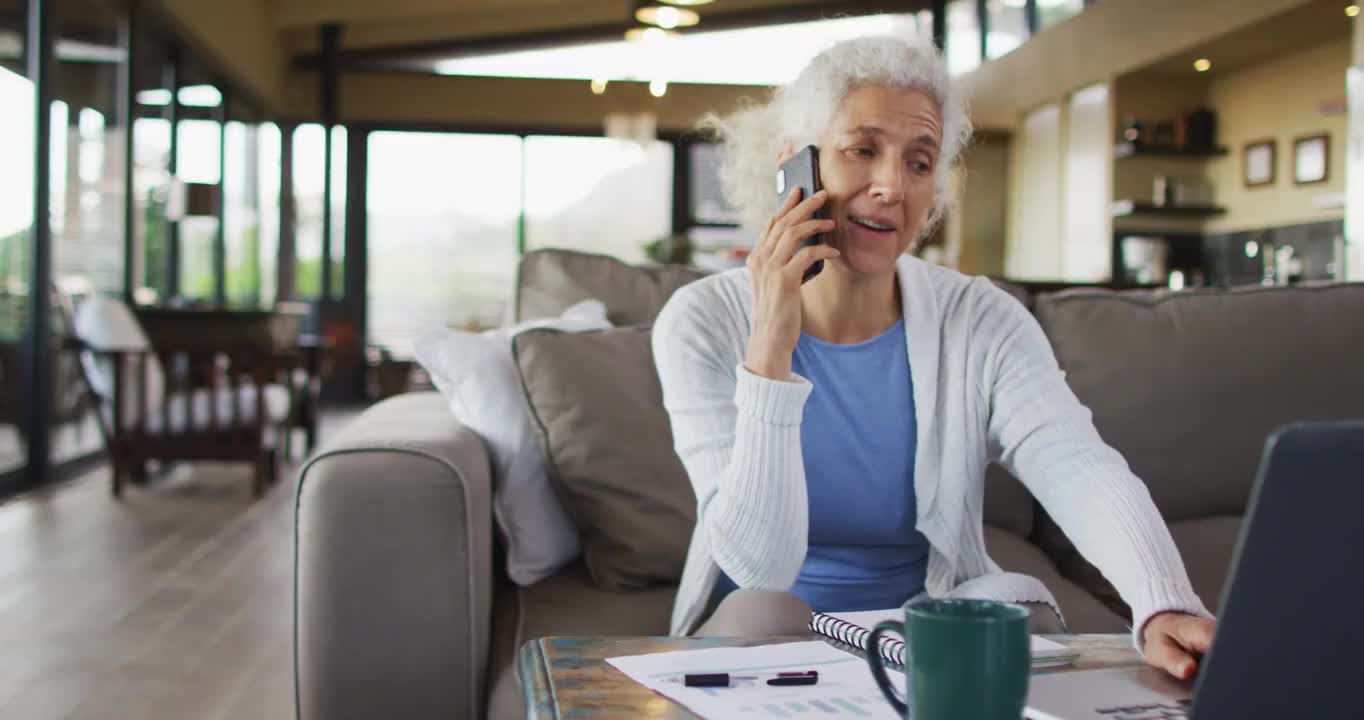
[672,138,691,237]
[164,44,180,300]
[214,85,227,306]
[977,0,989,63]
[23,0,55,488]
[319,23,340,300]
[932,0,947,51]
[120,0,138,302]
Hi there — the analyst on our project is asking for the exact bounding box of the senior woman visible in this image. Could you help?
[652,36,1215,681]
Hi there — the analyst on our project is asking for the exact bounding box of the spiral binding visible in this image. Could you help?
[808,612,906,666]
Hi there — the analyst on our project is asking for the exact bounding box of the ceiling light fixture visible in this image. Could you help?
[635,3,700,29]
[624,26,677,42]
[590,78,609,95]
[1347,4,1361,17]
[650,79,668,97]
[1193,58,1212,72]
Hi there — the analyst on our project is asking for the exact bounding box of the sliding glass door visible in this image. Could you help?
[0,0,35,481]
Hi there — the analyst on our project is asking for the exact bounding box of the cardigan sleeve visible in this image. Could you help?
[652,284,813,591]
[981,291,1212,650]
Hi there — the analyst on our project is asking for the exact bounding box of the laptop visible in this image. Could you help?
[1024,421,1364,720]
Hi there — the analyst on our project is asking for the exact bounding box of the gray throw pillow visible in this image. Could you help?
[512,326,697,591]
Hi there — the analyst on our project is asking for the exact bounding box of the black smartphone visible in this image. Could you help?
[776,144,827,284]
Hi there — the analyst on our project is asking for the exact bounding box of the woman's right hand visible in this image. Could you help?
[743,186,839,381]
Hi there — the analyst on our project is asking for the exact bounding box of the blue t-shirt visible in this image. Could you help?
[713,318,929,612]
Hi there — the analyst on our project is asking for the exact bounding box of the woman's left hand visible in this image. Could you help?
[1142,612,1215,681]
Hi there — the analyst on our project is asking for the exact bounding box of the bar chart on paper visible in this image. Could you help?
[607,641,902,720]
[731,694,885,718]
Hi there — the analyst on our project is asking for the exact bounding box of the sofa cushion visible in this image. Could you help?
[983,463,1035,539]
[513,325,697,591]
[515,248,705,326]
[982,526,1128,634]
[1036,513,1244,624]
[413,299,611,586]
[1167,516,1242,614]
[1032,284,1364,615]
[486,564,675,720]
[1035,283,1364,521]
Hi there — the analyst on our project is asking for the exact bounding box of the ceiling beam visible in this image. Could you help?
[271,0,576,29]
[294,0,929,69]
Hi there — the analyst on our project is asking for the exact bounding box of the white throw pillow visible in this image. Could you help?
[73,295,167,428]
[413,299,611,585]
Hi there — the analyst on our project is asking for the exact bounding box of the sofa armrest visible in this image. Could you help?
[295,392,494,720]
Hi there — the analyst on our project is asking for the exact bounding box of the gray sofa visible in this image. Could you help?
[294,248,1364,720]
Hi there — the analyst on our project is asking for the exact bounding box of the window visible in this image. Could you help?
[292,124,347,300]
[686,142,748,268]
[293,123,325,299]
[523,136,673,265]
[946,0,982,76]
[50,1,128,466]
[132,22,172,304]
[257,122,281,307]
[224,119,261,306]
[0,0,34,476]
[1038,0,1087,30]
[689,143,741,226]
[986,0,1030,60]
[329,125,347,299]
[367,132,522,356]
[177,114,222,302]
[51,4,127,300]
[133,116,171,303]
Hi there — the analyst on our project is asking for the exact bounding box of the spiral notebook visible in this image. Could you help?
[809,609,1077,668]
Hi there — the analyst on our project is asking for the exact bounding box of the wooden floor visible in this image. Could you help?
[0,412,360,720]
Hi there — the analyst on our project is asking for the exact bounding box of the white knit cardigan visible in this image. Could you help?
[652,255,1210,646]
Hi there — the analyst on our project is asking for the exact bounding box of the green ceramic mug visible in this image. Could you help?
[866,598,1031,720]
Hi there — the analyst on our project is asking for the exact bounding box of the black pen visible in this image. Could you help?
[683,671,819,687]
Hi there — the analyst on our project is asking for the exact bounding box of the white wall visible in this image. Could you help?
[1006,103,1064,280]
[1204,38,1351,234]
[1063,83,1113,282]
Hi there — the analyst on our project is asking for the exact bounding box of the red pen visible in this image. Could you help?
[684,671,819,687]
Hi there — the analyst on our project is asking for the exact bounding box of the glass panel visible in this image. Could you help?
[257,122,281,307]
[367,131,522,355]
[986,0,1029,60]
[177,114,221,303]
[903,9,936,49]
[329,125,346,299]
[523,135,672,265]
[53,5,126,298]
[946,0,982,76]
[1038,0,1086,30]
[293,123,324,299]
[224,120,260,306]
[52,0,126,466]
[132,19,171,305]
[0,0,33,476]
[689,142,741,225]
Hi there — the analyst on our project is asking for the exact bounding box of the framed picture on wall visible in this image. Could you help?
[1243,139,1276,187]
[1293,134,1329,185]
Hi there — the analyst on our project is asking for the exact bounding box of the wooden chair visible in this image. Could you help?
[69,295,313,498]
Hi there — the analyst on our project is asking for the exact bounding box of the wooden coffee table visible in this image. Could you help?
[518,634,1144,719]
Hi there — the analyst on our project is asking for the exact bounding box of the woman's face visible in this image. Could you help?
[816,84,943,277]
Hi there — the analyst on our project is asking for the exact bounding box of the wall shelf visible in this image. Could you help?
[1114,142,1229,159]
[1111,200,1226,217]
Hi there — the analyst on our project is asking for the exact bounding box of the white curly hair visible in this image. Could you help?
[701,35,972,236]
